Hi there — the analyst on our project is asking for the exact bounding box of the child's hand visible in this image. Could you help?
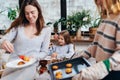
[53,33,58,41]
[49,42,53,49]
[51,52,57,59]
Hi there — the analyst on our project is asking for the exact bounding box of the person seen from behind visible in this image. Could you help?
[72,0,120,80]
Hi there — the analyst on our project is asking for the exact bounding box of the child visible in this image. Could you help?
[50,30,75,59]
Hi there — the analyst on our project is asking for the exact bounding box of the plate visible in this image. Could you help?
[6,58,37,68]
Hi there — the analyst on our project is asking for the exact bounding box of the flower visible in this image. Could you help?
[83,17,88,21]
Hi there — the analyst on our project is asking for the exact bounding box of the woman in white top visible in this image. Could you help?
[0,0,51,80]
[51,30,75,59]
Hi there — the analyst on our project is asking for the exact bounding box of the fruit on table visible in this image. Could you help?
[19,55,30,61]
[23,56,30,61]
[19,55,24,60]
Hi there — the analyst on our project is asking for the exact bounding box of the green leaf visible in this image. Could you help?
[8,8,17,20]
[66,10,91,31]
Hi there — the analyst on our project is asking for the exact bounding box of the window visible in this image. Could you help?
[66,0,99,31]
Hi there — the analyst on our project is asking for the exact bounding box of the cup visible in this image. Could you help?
[39,60,47,67]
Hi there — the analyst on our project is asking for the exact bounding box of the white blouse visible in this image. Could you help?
[0,26,51,80]
[0,26,51,60]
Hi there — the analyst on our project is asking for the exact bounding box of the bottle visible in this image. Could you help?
[39,60,47,74]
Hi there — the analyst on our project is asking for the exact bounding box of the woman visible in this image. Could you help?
[0,0,51,80]
[72,0,120,80]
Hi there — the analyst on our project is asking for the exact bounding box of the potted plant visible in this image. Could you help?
[46,18,66,41]
[7,6,19,20]
[46,17,66,33]
[89,17,101,38]
[66,10,91,38]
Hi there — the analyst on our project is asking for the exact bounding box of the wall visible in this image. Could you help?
[0,0,18,30]
[74,42,91,52]
[0,0,99,30]
[0,0,61,30]
[67,0,99,31]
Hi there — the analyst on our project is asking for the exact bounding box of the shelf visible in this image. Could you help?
[72,37,93,42]
[51,36,93,43]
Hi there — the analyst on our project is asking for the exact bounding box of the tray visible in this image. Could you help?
[48,57,91,80]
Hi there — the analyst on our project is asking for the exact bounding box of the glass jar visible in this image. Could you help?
[39,60,48,74]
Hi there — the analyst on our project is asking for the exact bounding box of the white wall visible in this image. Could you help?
[0,0,18,30]
[0,0,99,30]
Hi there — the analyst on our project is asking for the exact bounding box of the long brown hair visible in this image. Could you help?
[19,0,24,10]
[59,30,72,44]
[7,0,45,35]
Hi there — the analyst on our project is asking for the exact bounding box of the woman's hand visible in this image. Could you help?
[1,40,14,53]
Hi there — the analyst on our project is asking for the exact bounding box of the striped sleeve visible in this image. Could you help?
[107,20,120,71]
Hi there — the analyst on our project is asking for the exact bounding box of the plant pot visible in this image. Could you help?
[54,27,58,33]
[76,28,81,39]
[89,27,97,39]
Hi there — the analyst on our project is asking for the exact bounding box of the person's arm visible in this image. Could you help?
[72,32,98,59]
[0,28,18,43]
[0,28,18,52]
[64,44,75,58]
[35,27,51,60]
[100,20,120,72]
[72,61,108,80]
[108,21,120,71]
[72,21,120,80]
[72,51,120,80]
